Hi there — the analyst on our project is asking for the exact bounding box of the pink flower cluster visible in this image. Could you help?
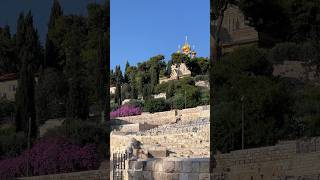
[0,137,99,179]
[110,105,142,119]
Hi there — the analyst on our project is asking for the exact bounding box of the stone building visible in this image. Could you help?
[0,73,40,102]
[0,73,18,101]
[220,5,259,53]
[159,37,196,84]
[110,86,116,95]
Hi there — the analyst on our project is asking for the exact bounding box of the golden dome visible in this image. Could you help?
[182,43,191,56]
[182,43,191,51]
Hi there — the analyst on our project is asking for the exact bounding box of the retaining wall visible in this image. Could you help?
[18,170,109,180]
[110,122,210,158]
[111,158,210,180]
[114,105,210,126]
[213,137,320,179]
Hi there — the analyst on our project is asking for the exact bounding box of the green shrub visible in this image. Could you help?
[199,88,210,105]
[44,119,110,159]
[169,95,185,109]
[110,101,119,112]
[0,99,15,119]
[267,42,301,64]
[143,98,170,113]
[194,75,209,82]
[123,99,144,109]
[0,131,27,158]
[154,81,170,94]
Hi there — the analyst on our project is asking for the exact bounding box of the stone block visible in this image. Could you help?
[199,173,210,180]
[188,173,199,180]
[180,173,189,180]
[143,171,152,180]
[182,161,192,173]
[132,171,143,180]
[199,162,209,173]
[154,161,163,172]
[162,173,180,180]
[163,161,175,173]
[149,149,168,158]
[192,162,200,172]
[174,161,182,172]
[132,161,145,170]
[152,172,164,180]
[145,160,155,171]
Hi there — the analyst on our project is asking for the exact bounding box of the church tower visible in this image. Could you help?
[179,36,197,58]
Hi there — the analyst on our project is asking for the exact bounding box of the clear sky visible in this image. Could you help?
[111,0,210,70]
[0,0,104,44]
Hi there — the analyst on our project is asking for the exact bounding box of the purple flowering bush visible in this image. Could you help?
[0,137,99,179]
[110,105,142,119]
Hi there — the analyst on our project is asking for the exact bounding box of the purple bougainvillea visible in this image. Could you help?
[110,105,142,119]
[0,137,99,179]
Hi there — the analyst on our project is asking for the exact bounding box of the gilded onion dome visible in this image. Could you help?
[182,37,191,55]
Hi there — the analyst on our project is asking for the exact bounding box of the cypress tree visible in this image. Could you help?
[64,16,89,120]
[124,61,130,83]
[15,13,25,69]
[129,71,138,99]
[15,11,39,138]
[45,0,63,69]
[114,65,122,105]
[0,25,18,74]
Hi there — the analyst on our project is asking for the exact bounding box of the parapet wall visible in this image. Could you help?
[18,169,108,180]
[214,137,320,179]
[115,105,210,126]
[112,158,210,180]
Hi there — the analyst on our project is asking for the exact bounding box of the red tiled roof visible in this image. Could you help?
[0,73,17,82]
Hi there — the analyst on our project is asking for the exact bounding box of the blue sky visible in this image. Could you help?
[0,0,104,44]
[111,0,210,70]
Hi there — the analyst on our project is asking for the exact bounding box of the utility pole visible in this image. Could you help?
[241,96,245,150]
[27,117,31,176]
[184,89,187,109]
[98,3,105,123]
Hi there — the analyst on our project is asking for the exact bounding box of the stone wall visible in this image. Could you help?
[110,134,133,154]
[115,105,210,126]
[111,158,210,180]
[18,170,109,180]
[110,119,210,158]
[112,123,158,133]
[273,60,317,80]
[213,137,320,180]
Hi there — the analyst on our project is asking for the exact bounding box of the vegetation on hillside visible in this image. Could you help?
[110,53,210,113]
[0,1,109,178]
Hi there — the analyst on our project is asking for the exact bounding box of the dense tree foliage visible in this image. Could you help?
[111,52,209,105]
[212,45,320,153]
[0,1,109,162]
[238,0,320,47]
[0,26,18,74]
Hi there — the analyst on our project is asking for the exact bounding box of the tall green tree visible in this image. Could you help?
[63,15,89,120]
[15,11,40,138]
[45,0,63,69]
[114,65,122,105]
[124,61,130,83]
[0,25,18,74]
